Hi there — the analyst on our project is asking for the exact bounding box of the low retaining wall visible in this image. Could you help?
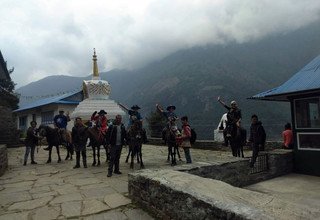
[129,169,273,220]
[129,149,294,219]
[0,145,8,176]
[147,137,283,150]
[181,149,293,187]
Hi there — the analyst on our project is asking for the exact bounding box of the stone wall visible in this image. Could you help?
[0,106,20,146]
[0,145,8,176]
[147,137,283,151]
[129,149,294,219]
[183,149,293,187]
[129,169,273,220]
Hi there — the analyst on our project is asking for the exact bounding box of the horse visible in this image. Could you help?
[126,121,146,169]
[228,125,246,158]
[163,122,180,166]
[63,130,74,160]
[87,126,108,166]
[38,125,62,163]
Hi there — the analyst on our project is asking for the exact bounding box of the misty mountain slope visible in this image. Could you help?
[16,22,320,139]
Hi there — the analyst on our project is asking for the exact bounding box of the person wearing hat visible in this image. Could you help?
[51,109,70,148]
[119,103,143,127]
[217,96,242,139]
[156,104,178,122]
[91,110,108,139]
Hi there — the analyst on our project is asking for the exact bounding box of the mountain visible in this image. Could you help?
[16,22,320,139]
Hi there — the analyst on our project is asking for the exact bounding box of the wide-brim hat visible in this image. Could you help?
[131,105,141,110]
[166,105,176,111]
[98,110,107,115]
[59,109,64,112]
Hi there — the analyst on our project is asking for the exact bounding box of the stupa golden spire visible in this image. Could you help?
[92,48,99,79]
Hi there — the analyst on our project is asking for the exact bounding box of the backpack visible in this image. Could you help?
[190,128,197,144]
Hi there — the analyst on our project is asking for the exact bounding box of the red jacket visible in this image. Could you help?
[91,114,108,134]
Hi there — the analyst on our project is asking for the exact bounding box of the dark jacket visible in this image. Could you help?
[106,123,126,146]
[25,127,39,146]
[72,124,88,151]
[224,105,242,124]
[249,121,266,145]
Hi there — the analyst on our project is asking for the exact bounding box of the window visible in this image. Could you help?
[19,116,27,131]
[41,111,54,125]
[295,97,320,128]
[297,133,320,151]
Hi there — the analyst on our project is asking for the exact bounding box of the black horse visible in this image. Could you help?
[229,126,246,158]
[126,121,146,169]
[163,122,181,166]
[38,125,62,163]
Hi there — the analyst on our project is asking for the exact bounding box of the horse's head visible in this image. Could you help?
[38,125,47,137]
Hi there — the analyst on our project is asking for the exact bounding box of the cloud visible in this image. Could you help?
[1,0,320,88]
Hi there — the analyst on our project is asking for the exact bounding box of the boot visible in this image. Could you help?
[83,160,87,168]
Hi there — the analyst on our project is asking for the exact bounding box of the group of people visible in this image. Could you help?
[217,97,293,167]
[23,98,294,171]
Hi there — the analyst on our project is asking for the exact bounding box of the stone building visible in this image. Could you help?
[0,50,19,145]
[251,54,320,176]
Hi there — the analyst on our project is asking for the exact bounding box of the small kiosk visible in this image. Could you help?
[251,55,320,176]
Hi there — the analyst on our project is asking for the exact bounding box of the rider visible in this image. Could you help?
[156,104,181,164]
[156,104,178,122]
[91,110,108,140]
[217,97,242,139]
[44,109,70,150]
[119,103,143,128]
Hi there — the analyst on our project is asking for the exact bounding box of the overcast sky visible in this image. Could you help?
[1,0,320,88]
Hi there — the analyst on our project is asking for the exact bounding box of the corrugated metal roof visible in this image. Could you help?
[251,55,320,101]
[14,90,82,112]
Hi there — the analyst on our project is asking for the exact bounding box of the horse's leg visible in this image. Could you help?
[241,145,244,158]
[137,145,140,164]
[92,146,96,166]
[167,145,170,162]
[139,144,144,169]
[97,145,101,166]
[46,145,52,163]
[172,144,177,166]
[125,148,131,163]
[65,143,70,160]
[176,145,182,161]
[130,145,135,169]
[56,145,62,163]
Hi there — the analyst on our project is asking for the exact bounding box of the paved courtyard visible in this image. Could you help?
[0,144,236,220]
[1,144,319,219]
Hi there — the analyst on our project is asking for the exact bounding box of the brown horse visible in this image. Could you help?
[87,126,108,166]
[64,130,74,160]
[38,125,62,163]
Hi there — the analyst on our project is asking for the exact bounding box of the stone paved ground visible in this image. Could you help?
[0,144,237,219]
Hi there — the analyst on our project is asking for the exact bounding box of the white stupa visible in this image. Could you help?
[71,49,125,120]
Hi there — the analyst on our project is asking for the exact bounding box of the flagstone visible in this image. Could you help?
[82,199,111,216]
[103,193,131,209]
[32,205,60,220]
[61,201,81,218]
[2,180,34,188]
[124,208,154,220]
[8,196,53,211]
[0,191,32,206]
[0,211,30,220]
[66,177,102,186]
[32,190,58,199]
[55,183,80,195]
[81,187,117,200]
[83,209,127,220]
[50,193,83,204]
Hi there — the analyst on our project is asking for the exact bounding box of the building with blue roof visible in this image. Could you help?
[14,90,83,132]
[250,55,320,176]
